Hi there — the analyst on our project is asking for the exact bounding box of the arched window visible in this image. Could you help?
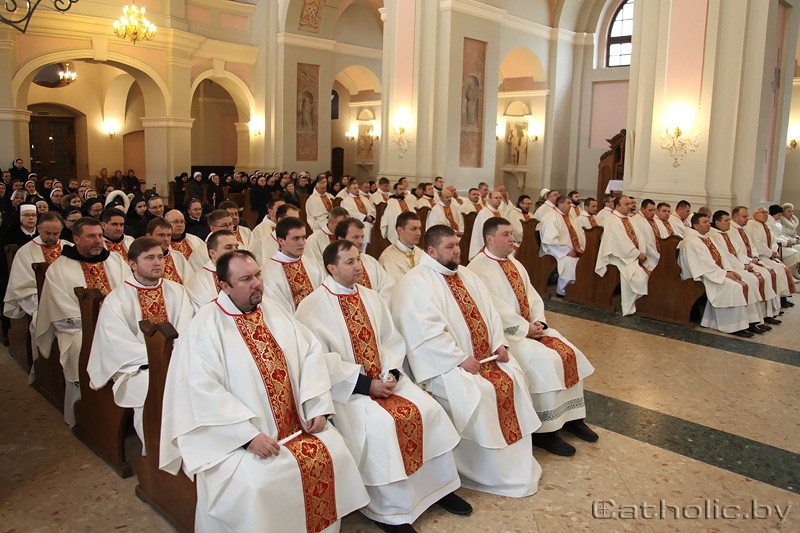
[331,90,339,120]
[607,0,634,67]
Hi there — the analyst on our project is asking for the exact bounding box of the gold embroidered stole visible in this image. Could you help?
[336,292,423,476]
[358,259,372,289]
[105,240,128,261]
[80,262,112,296]
[134,284,169,323]
[39,242,62,264]
[701,237,748,302]
[561,213,583,255]
[231,308,337,533]
[646,218,662,253]
[442,273,522,445]
[163,254,183,284]
[170,239,192,260]
[443,205,459,230]
[281,260,314,309]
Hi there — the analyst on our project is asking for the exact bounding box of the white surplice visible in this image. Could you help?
[296,279,461,525]
[728,222,790,299]
[390,253,541,498]
[305,191,335,231]
[251,217,276,242]
[250,231,280,267]
[184,261,220,309]
[677,229,751,333]
[577,210,599,230]
[341,194,375,248]
[667,214,688,237]
[380,197,413,243]
[3,237,71,319]
[746,219,800,271]
[539,208,585,294]
[630,212,664,271]
[468,250,594,431]
[595,206,614,226]
[160,291,369,533]
[234,225,252,250]
[87,276,194,443]
[468,207,503,260]
[172,233,209,271]
[532,200,557,223]
[263,251,324,313]
[35,251,130,425]
[426,203,465,233]
[304,226,337,266]
[595,211,649,316]
[378,242,423,283]
[358,253,395,303]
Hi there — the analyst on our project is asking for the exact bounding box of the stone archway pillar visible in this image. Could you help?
[140,117,194,196]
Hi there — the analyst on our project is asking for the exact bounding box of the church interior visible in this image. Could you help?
[2,0,800,531]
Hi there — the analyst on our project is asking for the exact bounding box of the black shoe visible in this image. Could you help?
[732,329,754,338]
[747,324,765,334]
[764,316,782,325]
[758,324,772,332]
[372,521,417,533]
[556,293,566,298]
[437,492,473,516]
[563,419,600,442]
[532,431,576,456]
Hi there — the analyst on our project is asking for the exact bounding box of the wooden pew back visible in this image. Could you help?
[460,212,478,266]
[366,202,390,260]
[417,206,430,229]
[72,287,134,478]
[515,219,557,298]
[564,226,620,311]
[4,244,33,371]
[31,262,66,411]
[134,320,196,533]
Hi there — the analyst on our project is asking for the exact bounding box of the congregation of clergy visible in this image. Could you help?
[3,168,799,532]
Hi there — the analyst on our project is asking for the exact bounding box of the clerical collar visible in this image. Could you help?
[171,233,187,242]
[612,210,627,218]
[434,186,443,192]
[482,248,508,262]
[62,244,110,263]
[273,250,300,263]
[105,234,125,244]
[424,194,434,199]
[395,240,414,253]
[127,275,163,289]
[323,276,357,295]
[438,201,449,208]
[349,193,359,198]
[215,290,258,316]
[545,200,555,208]
[390,194,405,200]
[422,252,457,276]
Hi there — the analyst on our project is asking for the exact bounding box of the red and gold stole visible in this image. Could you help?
[129,281,169,323]
[336,290,423,476]
[587,215,598,228]
[572,205,581,218]
[320,194,333,213]
[561,213,583,255]
[474,202,483,212]
[398,199,410,212]
[163,254,183,284]
[234,228,245,245]
[80,262,112,296]
[490,209,501,218]
[203,267,221,293]
[326,231,336,243]
[38,241,62,264]
[443,205,459,230]
[496,256,579,388]
[663,220,675,237]
[646,218,662,253]
[721,233,765,300]
[105,240,128,261]
[442,273,522,445]
[358,259,372,289]
[620,216,640,249]
[760,222,773,248]
[427,197,436,207]
[353,196,368,215]
[170,239,192,260]
[736,227,754,257]
[522,212,532,222]
[280,260,314,309]
[230,307,337,533]
[700,237,747,302]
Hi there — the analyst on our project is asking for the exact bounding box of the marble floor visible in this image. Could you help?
[1,299,798,532]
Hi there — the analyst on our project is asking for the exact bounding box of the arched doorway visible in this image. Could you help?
[332,65,382,181]
[190,79,239,177]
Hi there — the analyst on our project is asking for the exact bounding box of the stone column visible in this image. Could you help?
[140,117,194,196]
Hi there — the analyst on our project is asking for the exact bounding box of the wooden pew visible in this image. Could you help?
[135,320,196,533]
[515,219,557,298]
[72,287,134,478]
[31,262,66,412]
[298,193,313,236]
[416,206,430,229]
[366,202,390,260]
[460,212,478,266]
[4,244,33,371]
[332,197,343,209]
[242,189,257,229]
[636,236,706,327]
[564,227,620,311]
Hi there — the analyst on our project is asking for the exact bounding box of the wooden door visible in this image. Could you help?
[29,116,77,179]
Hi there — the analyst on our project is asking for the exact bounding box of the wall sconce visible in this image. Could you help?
[369,122,381,141]
[787,125,799,150]
[102,119,119,139]
[526,116,542,142]
[392,109,413,157]
[249,117,264,137]
[495,119,505,141]
[345,122,358,142]
[660,103,700,167]
[789,139,798,151]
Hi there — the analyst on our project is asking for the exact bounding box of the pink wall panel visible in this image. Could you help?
[590,80,629,149]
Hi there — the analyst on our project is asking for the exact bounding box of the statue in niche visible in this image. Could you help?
[506,122,528,166]
[299,0,324,33]
[357,131,374,161]
[463,74,481,131]
[298,91,316,133]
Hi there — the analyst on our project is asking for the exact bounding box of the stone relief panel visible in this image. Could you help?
[296,63,319,161]
[506,121,529,166]
[298,0,324,33]
[460,37,486,168]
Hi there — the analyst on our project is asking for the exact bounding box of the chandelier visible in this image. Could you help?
[58,63,77,83]
[112,2,156,44]
[1,1,79,33]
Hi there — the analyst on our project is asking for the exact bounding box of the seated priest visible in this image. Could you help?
[184,229,241,309]
[164,209,209,271]
[147,218,192,284]
[101,208,134,260]
[159,249,369,532]
[334,217,395,303]
[305,207,350,266]
[379,211,424,283]
[539,195,586,297]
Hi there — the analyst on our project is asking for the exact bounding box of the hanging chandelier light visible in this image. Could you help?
[112,2,156,44]
[58,63,77,83]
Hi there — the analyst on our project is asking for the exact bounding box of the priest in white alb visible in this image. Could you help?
[165,209,209,271]
[35,217,130,425]
[263,216,324,313]
[305,207,350,266]
[539,196,586,297]
[296,240,471,531]
[467,191,504,260]
[251,204,300,267]
[159,249,369,532]
[219,200,252,249]
[101,208,134,260]
[391,224,542,498]
[306,177,335,231]
[185,230,241,309]
[630,199,665,271]
[426,187,464,236]
[595,195,649,316]
[147,218,192,284]
[469,217,597,457]
[335,218,395,302]
[88,237,194,444]
[341,181,376,250]
[380,182,414,243]
[379,211,424,283]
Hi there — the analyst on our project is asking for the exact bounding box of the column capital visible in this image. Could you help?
[140,117,195,129]
[0,108,32,122]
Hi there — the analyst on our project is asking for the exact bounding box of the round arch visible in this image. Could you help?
[103,73,137,131]
[12,50,169,116]
[333,64,382,95]
[499,47,546,86]
[189,69,255,124]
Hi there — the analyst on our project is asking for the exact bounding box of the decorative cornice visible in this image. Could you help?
[140,117,195,128]
[276,32,382,59]
[187,0,257,17]
[498,89,550,98]
[0,108,33,121]
[348,100,382,108]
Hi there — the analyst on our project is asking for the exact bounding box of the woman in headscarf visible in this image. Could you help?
[24,179,43,203]
[7,203,38,246]
[61,193,81,211]
[81,197,104,218]
[8,158,29,182]
[59,206,81,242]
[36,200,49,215]
[250,175,270,223]
[206,172,225,209]
[48,188,64,212]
